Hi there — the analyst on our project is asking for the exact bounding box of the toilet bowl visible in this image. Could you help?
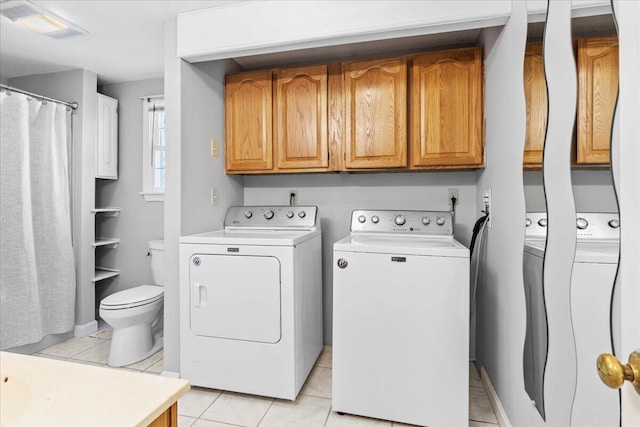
[99,240,165,367]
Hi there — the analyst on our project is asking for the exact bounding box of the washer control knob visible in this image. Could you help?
[337,258,348,269]
[436,217,446,226]
[576,217,589,230]
[422,217,431,225]
[538,218,548,227]
[371,215,380,224]
[244,211,253,219]
[394,215,406,226]
[608,219,620,228]
[264,210,274,220]
[298,211,306,218]
[526,218,532,227]
[358,215,366,223]
[286,211,294,218]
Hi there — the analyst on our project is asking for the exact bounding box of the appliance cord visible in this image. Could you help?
[470,214,489,317]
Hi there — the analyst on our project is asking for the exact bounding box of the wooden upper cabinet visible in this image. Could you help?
[344,57,407,169]
[523,43,547,168]
[274,65,329,170]
[225,70,273,172]
[224,47,488,174]
[577,36,618,164]
[410,47,483,169]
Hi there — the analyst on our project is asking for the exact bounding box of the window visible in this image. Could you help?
[141,96,165,201]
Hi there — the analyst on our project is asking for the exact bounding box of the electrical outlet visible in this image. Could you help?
[483,188,492,229]
[211,188,218,205]
[289,190,297,206]
[448,188,459,205]
[211,139,219,157]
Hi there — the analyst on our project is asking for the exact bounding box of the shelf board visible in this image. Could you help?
[92,207,121,216]
[93,267,120,283]
[92,238,120,248]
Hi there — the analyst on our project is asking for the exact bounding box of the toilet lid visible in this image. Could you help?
[101,285,164,309]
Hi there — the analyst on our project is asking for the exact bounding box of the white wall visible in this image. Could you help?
[473,3,547,426]
[163,17,244,375]
[0,75,7,85]
[244,171,477,344]
[179,60,244,236]
[524,170,617,212]
[96,79,165,303]
[9,69,99,337]
[164,18,182,376]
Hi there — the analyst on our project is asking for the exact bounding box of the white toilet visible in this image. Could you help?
[99,240,165,367]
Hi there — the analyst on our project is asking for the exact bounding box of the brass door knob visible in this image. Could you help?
[597,351,640,395]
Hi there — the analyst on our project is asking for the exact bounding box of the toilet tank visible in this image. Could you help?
[148,240,165,286]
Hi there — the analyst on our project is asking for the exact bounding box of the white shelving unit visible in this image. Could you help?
[91,207,121,215]
[92,237,120,248]
[92,267,120,283]
[93,207,121,283]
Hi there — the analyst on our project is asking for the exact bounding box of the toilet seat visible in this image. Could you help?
[100,285,164,310]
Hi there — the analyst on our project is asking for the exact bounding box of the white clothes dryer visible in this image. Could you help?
[523,212,620,426]
[332,210,469,427]
[179,206,322,400]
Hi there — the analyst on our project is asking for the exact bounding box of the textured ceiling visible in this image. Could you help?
[0,0,241,84]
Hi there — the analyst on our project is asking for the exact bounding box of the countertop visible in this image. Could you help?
[0,351,190,426]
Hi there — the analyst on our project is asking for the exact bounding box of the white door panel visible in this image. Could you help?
[189,254,281,343]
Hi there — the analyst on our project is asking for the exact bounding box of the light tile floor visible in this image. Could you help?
[35,333,499,427]
[33,327,165,375]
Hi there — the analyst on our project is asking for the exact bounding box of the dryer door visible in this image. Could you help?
[189,254,281,343]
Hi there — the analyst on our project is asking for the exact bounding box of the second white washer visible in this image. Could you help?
[333,210,470,427]
[523,212,620,426]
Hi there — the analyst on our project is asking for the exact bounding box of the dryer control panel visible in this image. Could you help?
[224,206,318,230]
[350,210,453,236]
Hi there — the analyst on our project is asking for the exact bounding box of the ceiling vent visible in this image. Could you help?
[0,0,87,38]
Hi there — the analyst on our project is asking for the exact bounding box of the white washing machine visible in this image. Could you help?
[333,210,470,427]
[179,206,323,400]
[523,212,620,426]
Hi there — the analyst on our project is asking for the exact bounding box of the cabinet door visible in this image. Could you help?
[410,48,483,168]
[96,94,118,179]
[275,65,328,170]
[523,43,547,168]
[577,37,618,164]
[344,57,407,169]
[225,70,273,172]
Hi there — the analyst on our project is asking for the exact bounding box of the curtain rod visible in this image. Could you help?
[140,94,164,100]
[0,83,79,110]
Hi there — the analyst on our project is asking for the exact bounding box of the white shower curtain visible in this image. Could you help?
[0,91,76,350]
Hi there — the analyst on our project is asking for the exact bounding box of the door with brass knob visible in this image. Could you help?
[597,352,640,395]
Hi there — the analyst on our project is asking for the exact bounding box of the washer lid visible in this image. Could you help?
[524,239,546,258]
[524,239,619,263]
[574,241,619,263]
[101,285,164,308]
[333,234,469,258]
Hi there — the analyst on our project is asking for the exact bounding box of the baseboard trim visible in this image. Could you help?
[74,320,98,337]
[480,366,511,427]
